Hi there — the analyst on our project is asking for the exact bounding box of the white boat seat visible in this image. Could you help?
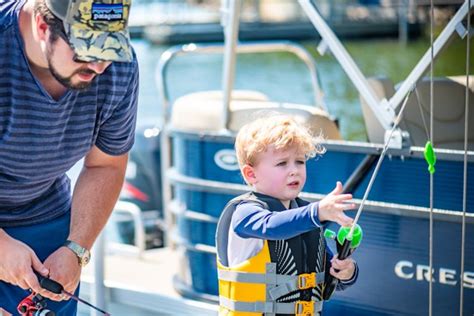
[360,76,474,150]
[171,90,342,140]
[359,77,395,144]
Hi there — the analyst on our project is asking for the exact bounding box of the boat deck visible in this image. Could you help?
[80,247,218,316]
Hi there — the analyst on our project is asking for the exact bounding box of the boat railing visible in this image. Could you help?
[155,40,327,124]
[107,201,147,257]
[156,41,332,248]
[88,201,220,315]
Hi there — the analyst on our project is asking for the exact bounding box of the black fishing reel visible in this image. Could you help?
[17,293,55,316]
[20,272,111,315]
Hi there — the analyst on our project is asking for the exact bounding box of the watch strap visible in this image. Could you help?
[64,240,91,267]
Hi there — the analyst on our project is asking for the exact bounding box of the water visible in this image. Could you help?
[132,35,473,141]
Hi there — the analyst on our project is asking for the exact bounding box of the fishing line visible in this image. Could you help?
[459,0,471,313]
[347,88,413,239]
[428,0,435,313]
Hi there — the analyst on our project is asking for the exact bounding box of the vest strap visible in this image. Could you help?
[218,268,325,300]
[219,296,323,314]
[218,269,297,285]
[268,272,325,300]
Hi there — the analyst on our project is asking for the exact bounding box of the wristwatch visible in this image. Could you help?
[63,240,91,267]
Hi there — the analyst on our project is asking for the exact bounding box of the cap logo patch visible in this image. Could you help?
[91,3,123,21]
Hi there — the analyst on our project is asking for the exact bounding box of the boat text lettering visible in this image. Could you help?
[394,260,474,288]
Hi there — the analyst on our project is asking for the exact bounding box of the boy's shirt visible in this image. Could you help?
[227,197,358,288]
[228,199,320,266]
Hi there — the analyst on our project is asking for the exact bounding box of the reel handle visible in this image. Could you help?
[323,238,352,300]
[323,224,362,300]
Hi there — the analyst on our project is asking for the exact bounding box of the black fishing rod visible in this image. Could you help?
[18,273,111,316]
[323,88,419,300]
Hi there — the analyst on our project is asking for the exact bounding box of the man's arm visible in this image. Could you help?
[68,145,128,249]
[42,146,128,301]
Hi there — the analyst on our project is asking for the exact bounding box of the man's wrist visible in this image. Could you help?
[63,240,91,267]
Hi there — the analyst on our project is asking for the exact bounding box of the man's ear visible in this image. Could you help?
[34,14,49,41]
[242,164,257,185]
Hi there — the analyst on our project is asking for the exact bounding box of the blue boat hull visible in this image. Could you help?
[170,131,474,315]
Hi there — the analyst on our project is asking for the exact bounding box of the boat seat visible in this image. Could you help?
[359,77,395,144]
[360,76,474,150]
[171,90,342,140]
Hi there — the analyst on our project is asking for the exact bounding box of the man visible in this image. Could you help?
[0,0,138,314]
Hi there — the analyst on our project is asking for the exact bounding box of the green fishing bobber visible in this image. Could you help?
[336,224,363,249]
[424,141,436,174]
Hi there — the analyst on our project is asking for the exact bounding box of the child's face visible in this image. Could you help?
[249,145,307,207]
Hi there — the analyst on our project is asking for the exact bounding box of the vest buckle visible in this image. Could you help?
[295,300,314,316]
[298,272,316,290]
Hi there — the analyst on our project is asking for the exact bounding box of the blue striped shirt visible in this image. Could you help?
[0,0,139,227]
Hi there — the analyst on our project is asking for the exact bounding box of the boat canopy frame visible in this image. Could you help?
[220,0,474,131]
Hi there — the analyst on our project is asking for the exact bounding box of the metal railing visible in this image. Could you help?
[155,41,327,123]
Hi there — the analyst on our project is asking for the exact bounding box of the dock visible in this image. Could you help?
[128,1,423,43]
[80,247,218,315]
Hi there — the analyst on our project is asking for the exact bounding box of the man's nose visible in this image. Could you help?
[88,61,110,74]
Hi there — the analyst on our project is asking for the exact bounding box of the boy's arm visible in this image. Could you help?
[232,202,321,240]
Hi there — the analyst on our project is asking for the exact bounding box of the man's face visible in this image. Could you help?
[46,31,112,90]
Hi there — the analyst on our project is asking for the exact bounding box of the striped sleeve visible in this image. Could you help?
[95,60,139,156]
[232,201,321,240]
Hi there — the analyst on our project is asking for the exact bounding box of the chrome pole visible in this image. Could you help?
[221,0,242,130]
[91,231,106,316]
[298,0,395,130]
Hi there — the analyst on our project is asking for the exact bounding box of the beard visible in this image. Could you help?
[46,41,97,90]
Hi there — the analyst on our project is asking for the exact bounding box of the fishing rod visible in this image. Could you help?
[323,87,420,300]
[18,273,111,316]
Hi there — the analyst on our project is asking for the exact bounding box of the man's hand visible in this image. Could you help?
[330,257,356,281]
[0,230,49,294]
[42,247,81,301]
[318,181,355,226]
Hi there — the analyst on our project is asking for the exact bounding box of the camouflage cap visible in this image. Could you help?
[45,0,133,62]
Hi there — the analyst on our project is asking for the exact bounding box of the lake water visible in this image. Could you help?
[132,35,473,141]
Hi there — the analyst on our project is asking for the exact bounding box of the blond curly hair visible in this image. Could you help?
[235,114,325,168]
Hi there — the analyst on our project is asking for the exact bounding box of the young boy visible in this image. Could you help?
[216,115,358,316]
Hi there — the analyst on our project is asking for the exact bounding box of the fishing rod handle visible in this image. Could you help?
[34,272,64,294]
[323,238,352,300]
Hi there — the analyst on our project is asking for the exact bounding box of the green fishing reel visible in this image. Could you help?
[323,224,363,300]
[324,224,363,251]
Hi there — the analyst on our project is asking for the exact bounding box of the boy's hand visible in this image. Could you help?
[318,181,355,226]
[330,257,356,281]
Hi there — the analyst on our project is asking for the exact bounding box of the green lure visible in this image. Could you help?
[424,141,436,174]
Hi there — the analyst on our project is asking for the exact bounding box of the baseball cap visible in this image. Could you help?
[45,0,133,62]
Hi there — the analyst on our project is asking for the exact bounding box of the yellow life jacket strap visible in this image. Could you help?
[219,296,323,315]
[218,268,325,300]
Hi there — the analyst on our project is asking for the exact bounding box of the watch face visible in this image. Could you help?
[82,255,90,266]
[65,241,91,267]
[80,249,91,267]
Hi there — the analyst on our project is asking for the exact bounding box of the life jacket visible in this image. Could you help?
[216,192,328,316]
